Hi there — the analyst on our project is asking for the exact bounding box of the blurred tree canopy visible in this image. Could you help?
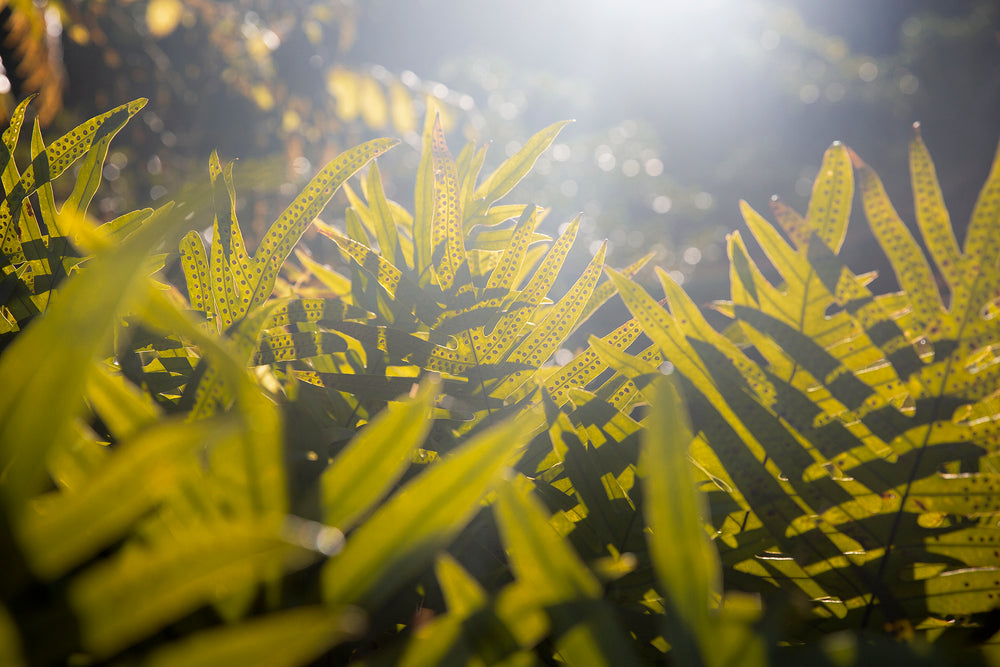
[1,0,998,304]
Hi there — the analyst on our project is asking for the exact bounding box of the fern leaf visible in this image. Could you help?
[318,223,442,324]
[363,161,400,267]
[491,242,607,399]
[485,204,544,294]
[179,300,285,422]
[480,216,580,364]
[642,376,720,666]
[493,475,638,664]
[321,409,542,607]
[465,202,535,231]
[253,331,348,365]
[20,417,240,580]
[140,606,352,667]
[468,120,572,220]
[0,93,34,159]
[963,133,1000,281]
[460,144,488,215]
[247,138,397,312]
[544,318,645,406]
[805,142,853,252]
[294,249,352,296]
[179,231,213,322]
[427,205,545,336]
[852,148,944,331]
[0,98,146,265]
[260,297,370,329]
[413,97,444,282]
[68,522,302,660]
[0,200,173,508]
[428,115,470,302]
[208,154,241,328]
[322,380,438,532]
[909,125,962,292]
[769,195,809,250]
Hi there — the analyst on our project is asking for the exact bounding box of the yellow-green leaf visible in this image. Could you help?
[469,120,572,218]
[142,606,358,667]
[642,376,720,666]
[321,409,542,607]
[322,380,438,532]
[0,202,176,508]
[805,142,853,252]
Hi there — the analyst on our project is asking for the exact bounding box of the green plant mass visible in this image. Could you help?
[2,40,1000,667]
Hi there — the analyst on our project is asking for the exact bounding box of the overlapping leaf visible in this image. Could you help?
[0,97,146,333]
[601,131,1000,637]
[308,112,659,438]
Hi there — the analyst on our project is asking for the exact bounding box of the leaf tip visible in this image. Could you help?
[738,199,760,221]
[847,146,866,169]
[603,264,626,285]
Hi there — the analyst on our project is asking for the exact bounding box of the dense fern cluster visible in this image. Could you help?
[0,94,998,665]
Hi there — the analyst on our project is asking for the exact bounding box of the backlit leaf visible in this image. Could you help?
[0,202,175,508]
[642,376,719,666]
[69,523,302,659]
[321,409,542,607]
[142,606,359,667]
[469,120,572,218]
[322,379,438,532]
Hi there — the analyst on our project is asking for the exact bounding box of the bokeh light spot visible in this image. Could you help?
[799,84,820,104]
[652,195,672,214]
[825,82,846,102]
[899,73,919,95]
[858,61,878,82]
[458,94,475,110]
[499,101,518,120]
[559,179,579,197]
[683,247,702,265]
[902,17,922,38]
[595,145,616,171]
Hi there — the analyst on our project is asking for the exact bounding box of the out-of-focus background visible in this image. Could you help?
[6,0,1000,305]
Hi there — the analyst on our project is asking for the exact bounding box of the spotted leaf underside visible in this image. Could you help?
[603,135,1000,636]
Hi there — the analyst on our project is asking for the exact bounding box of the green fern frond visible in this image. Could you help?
[605,129,1000,636]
